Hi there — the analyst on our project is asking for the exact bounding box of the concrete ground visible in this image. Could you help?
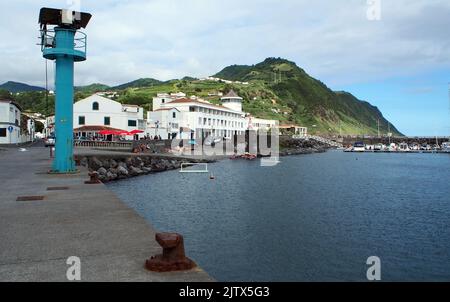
[0,142,213,281]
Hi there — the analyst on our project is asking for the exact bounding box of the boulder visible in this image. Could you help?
[101,159,111,169]
[97,167,107,175]
[110,159,118,168]
[129,166,144,176]
[142,167,152,174]
[125,157,133,167]
[133,157,143,167]
[106,171,117,181]
[89,157,103,171]
[117,165,129,176]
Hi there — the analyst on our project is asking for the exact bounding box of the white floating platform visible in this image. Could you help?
[179,163,209,173]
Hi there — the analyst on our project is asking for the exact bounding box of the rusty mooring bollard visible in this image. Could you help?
[84,171,101,184]
[145,233,196,272]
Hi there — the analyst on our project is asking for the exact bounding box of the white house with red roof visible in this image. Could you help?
[147,90,278,140]
[73,94,145,139]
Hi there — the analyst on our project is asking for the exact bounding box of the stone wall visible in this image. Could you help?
[78,155,208,182]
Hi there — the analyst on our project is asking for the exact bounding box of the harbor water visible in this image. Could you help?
[107,151,450,281]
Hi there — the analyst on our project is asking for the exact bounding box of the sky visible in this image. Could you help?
[0,0,449,136]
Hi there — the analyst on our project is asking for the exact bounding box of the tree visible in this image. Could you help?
[0,89,12,99]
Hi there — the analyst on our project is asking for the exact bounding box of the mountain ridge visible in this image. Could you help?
[0,81,46,93]
[213,57,402,135]
[1,57,402,136]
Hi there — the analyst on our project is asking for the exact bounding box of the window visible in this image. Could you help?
[92,102,99,111]
[162,99,165,103]
[79,116,85,125]
[104,116,110,125]
[172,112,176,118]
[0,128,6,137]
[190,106,196,112]
[128,120,137,127]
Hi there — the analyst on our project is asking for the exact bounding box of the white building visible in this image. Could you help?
[220,90,243,113]
[45,115,55,137]
[0,99,22,144]
[23,112,45,141]
[73,94,145,139]
[147,90,278,140]
[248,116,278,132]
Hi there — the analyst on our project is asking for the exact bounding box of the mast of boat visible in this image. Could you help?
[388,122,391,145]
[377,118,380,138]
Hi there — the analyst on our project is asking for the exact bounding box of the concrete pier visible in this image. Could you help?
[0,143,213,281]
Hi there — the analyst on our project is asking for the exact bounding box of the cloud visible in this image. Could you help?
[0,0,449,88]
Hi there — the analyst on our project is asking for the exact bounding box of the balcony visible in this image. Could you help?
[40,29,87,62]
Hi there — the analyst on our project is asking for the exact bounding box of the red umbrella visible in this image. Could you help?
[128,129,144,134]
[98,130,113,135]
[110,130,129,135]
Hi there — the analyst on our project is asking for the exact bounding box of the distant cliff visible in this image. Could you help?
[214,58,402,136]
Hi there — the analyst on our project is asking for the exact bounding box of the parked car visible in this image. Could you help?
[44,136,55,147]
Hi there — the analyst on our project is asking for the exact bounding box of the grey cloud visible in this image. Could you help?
[0,0,449,88]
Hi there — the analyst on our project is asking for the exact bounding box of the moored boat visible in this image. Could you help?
[398,142,410,152]
[442,142,450,153]
[352,142,365,152]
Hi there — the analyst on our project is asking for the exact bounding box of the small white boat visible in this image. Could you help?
[352,142,365,152]
[388,143,398,152]
[410,143,420,151]
[442,142,450,153]
[398,142,410,152]
[374,143,386,151]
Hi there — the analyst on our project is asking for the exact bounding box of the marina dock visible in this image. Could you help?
[0,144,213,281]
[344,150,450,154]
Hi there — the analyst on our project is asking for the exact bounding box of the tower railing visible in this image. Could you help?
[40,29,87,55]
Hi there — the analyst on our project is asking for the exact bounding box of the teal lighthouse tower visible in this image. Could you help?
[39,8,92,173]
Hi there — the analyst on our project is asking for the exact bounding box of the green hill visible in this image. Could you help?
[6,57,402,136]
[213,57,402,135]
[111,78,162,90]
[75,83,110,93]
[0,81,46,93]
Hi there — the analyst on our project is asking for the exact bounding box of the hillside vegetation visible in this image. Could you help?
[1,57,402,136]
